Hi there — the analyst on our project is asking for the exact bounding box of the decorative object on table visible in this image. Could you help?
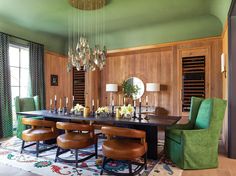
[138,98,142,121]
[67,0,107,72]
[58,98,62,113]
[83,106,90,117]
[120,104,134,119]
[145,95,149,120]
[96,106,109,117]
[106,83,118,106]
[53,95,57,114]
[115,107,121,119]
[50,74,58,86]
[165,97,227,169]
[146,83,160,107]
[133,100,137,118]
[92,99,95,116]
[49,98,53,112]
[72,95,75,107]
[62,97,68,114]
[71,103,84,115]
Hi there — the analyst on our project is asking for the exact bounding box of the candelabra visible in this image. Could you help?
[138,98,142,121]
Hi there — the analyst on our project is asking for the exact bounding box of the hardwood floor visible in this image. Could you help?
[0,163,41,176]
[182,154,236,176]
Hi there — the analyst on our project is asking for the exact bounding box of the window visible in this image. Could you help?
[9,44,30,129]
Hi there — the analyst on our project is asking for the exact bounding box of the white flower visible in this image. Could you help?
[73,104,84,112]
[120,104,134,116]
[96,106,109,114]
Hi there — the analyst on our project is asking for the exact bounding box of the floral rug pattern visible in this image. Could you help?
[0,137,183,176]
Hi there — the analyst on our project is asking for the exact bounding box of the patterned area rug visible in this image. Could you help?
[0,137,183,176]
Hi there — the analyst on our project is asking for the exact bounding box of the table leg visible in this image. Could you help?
[145,126,158,160]
[132,125,158,160]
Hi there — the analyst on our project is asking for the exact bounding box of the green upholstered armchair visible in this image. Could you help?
[165,97,227,170]
[15,96,43,139]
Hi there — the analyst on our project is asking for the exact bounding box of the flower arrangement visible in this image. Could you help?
[119,104,134,118]
[71,103,84,113]
[96,106,109,114]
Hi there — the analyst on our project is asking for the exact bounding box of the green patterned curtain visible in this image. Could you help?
[0,32,13,138]
[29,42,45,110]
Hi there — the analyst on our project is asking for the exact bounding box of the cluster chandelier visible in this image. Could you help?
[67,0,107,72]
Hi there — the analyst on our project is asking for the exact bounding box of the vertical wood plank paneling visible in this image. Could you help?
[44,37,222,117]
[44,51,73,110]
[102,38,222,116]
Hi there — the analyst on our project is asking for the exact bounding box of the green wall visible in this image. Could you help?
[0,19,66,55]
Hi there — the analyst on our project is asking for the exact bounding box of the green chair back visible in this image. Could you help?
[15,96,40,112]
[14,95,41,139]
[194,99,212,129]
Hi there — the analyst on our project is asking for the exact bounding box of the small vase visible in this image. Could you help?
[124,97,133,106]
[75,111,83,116]
[96,112,108,117]
[123,113,132,119]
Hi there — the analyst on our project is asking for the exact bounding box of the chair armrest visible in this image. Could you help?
[101,126,146,139]
[22,118,56,128]
[167,122,193,130]
[56,122,94,131]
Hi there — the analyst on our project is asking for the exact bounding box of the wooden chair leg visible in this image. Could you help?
[128,161,132,174]
[36,141,40,157]
[100,156,107,175]
[75,149,78,168]
[55,147,60,162]
[20,140,25,154]
[95,142,98,159]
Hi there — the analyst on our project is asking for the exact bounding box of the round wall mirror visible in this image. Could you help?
[124,77,145,100]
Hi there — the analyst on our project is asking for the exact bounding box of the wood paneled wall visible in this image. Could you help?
[44,51,73,110]
[85,70,101,109]
[44,37,223,117]
[101,46,178,114]
[100,37,222,116]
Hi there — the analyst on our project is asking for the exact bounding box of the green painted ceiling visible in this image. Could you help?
[0,0,232,53]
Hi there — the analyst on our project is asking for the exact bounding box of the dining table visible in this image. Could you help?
[17,110,181,160]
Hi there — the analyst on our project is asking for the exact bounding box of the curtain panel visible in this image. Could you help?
[29,42,45,110]
[0,32,13,137]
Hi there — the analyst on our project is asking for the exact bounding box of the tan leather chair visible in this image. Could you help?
[100,126,147,176]
[21,118,58,157]
[55,122,98,167]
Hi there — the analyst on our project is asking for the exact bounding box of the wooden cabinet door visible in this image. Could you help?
[177,47,211,116]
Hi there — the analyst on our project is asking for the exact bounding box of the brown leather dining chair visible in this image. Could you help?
[21,118,58,157]
[100,126,147,176]
[55,122,98,167]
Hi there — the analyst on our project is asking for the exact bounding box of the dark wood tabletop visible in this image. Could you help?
[17,110,181,127]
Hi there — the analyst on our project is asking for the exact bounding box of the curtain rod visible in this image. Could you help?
[0,31,43,46]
